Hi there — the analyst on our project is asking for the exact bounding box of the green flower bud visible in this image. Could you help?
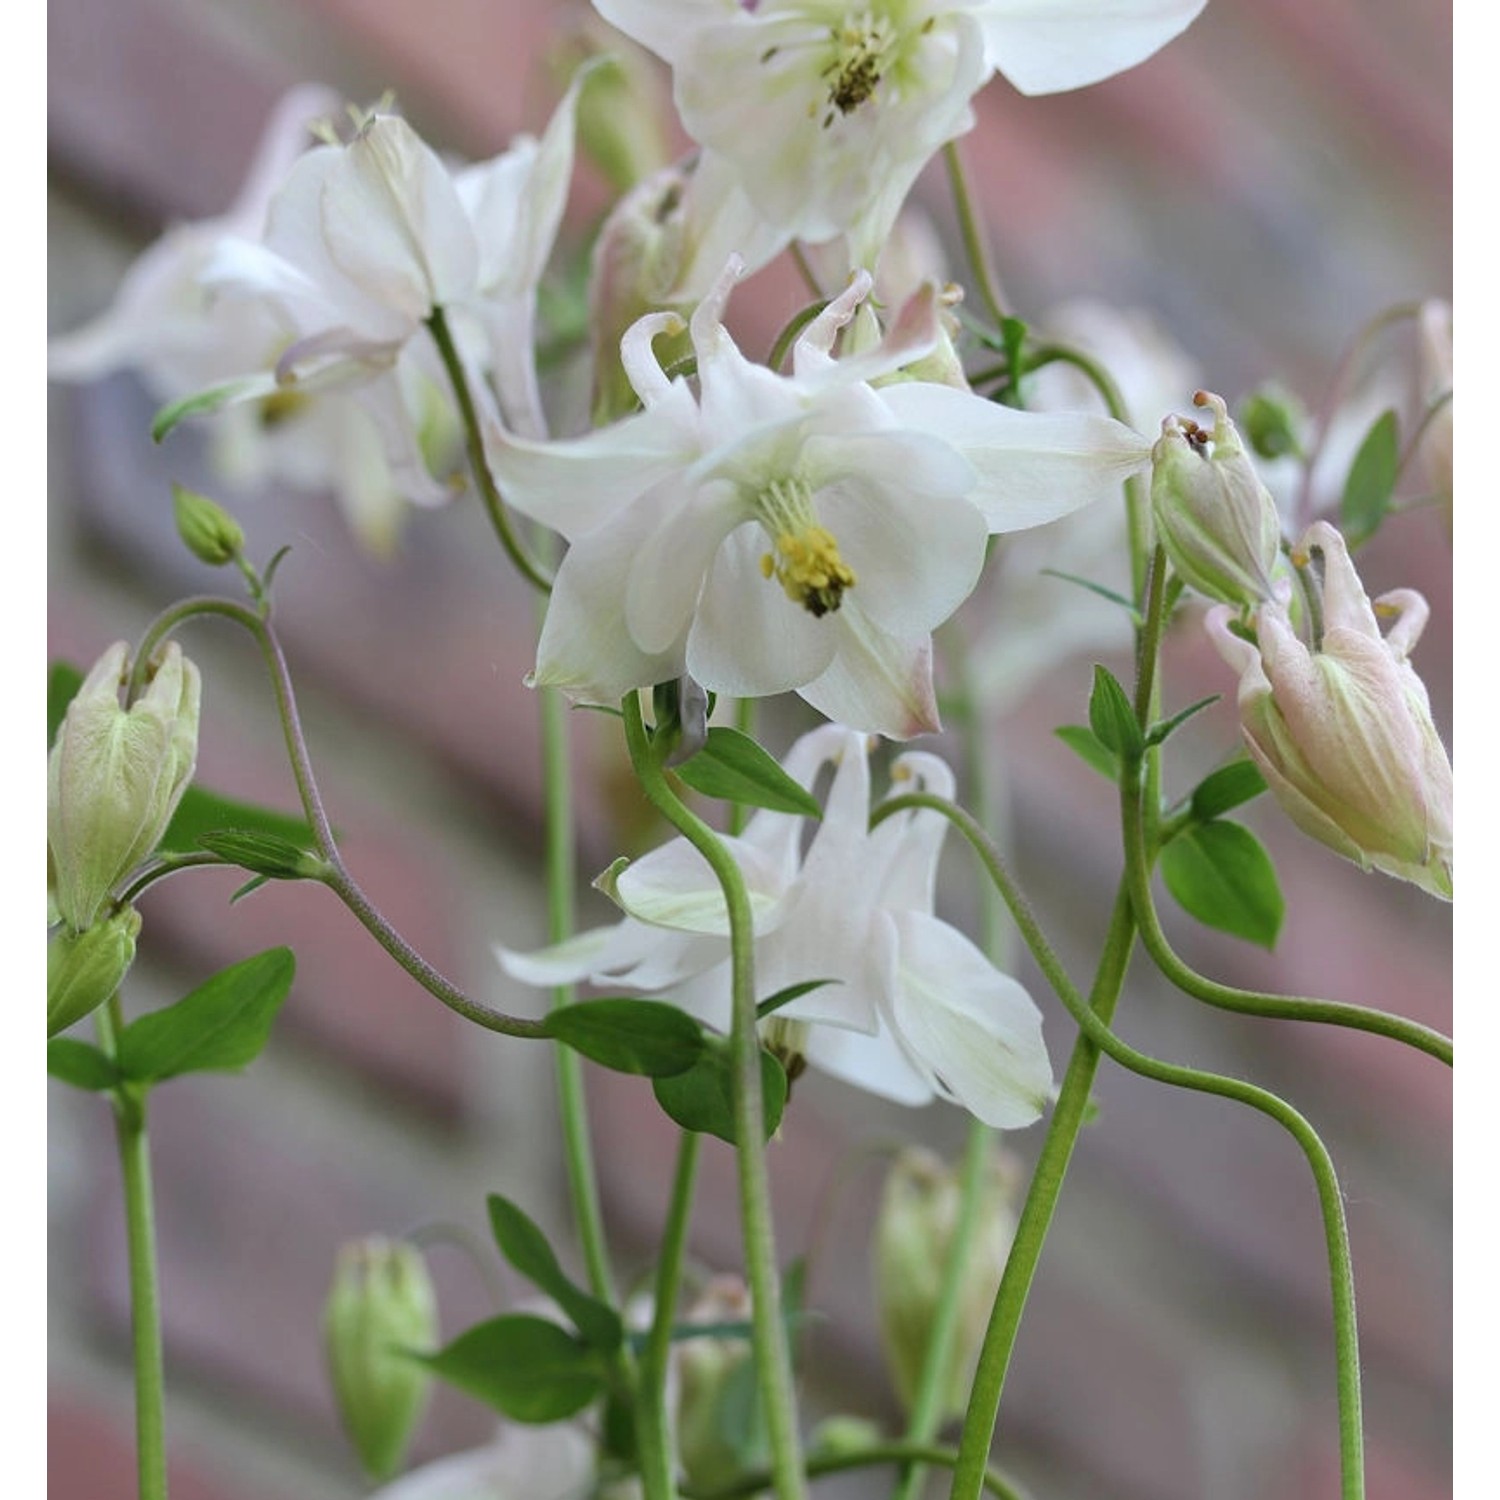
[48,907,141,1036]
[809,1415,883,1457]
[323,1237,438,1482]
[48,642,201,933]
[1237,383,1308,461]
[675,1277,765,1491]
[1151,390,1283,608]
[171,484,245,566]
[874,1146,1018,1423]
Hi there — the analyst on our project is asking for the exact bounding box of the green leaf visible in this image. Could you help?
[1339,408,1401,547]
[1054,725,1119,781]
[1087,666,1143,761]
[755,978,839,1021]
[1189,759,1268,823]
[1159,821,1284,950]
[419,1314,608,1422]
[1040,569,1140,618]
[540,999,706,1079]
[116,947,295,1083]
[652,1042,788,1144]
[673,728,821,818]
[486,1194,623,1353]
[1145,694,1221,748]
[48,661,85,748]
[47,1038,119,1091]
[159,787,317,858]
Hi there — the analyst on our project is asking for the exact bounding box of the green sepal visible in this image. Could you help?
[47,1037,120,1091]
[485,1194,623,1353]
[115,947,296,1083]
[1144,694,1221,749]
[1087,665,1143,761]
[1339,408,1400,547]
[48,661,85,748]
[652,1040,788,1144]
[152,377,271,444]
[1159,820,1284,950]
[196,829,329,882]
[417,1314,609,1422]
[673,728,821,818]
[539,998,706,1078]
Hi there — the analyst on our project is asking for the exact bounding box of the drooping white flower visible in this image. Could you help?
[501,726,1054,1127]
[487,257,1150,736]
[591,0,1207,270]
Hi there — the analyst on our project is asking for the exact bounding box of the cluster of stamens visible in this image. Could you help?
[817,10,897,125]
[755,477,857,617]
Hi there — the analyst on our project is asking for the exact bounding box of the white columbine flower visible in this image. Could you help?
[364,1422,596,1500]
[500,725,1054,1127]
[487,257,1150,736]
[591,0,1207,269]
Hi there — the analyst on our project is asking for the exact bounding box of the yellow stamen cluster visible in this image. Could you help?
[819,10,897,124]
[259,387,311,428]
[761,526,858,617]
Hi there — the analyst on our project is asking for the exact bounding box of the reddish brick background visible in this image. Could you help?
[48,2,1450,1497]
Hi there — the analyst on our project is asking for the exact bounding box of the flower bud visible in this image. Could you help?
[1151,390,1283,606]
[1206,521,1452,899]
[171,483,245,566]
[324,1236,438,1482]
[1237,382,1308,461]
[48,907,141,1036]
[874,1146,1018,1422]
[675,1276,764,1491]
[48,642,201,933]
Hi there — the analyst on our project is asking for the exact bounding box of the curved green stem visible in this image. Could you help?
[767,300,830,373]
[679,1440,1027,1500]
[872,796,1366,1500]
[426,306,555,594]
[622,696,807,1500]
[1121,784,1451,1062]
[943,141,1008,333]
[130,598,547,1041]
[639,1131,703,1500]
[96,996,169,1500]
[116,851,235,905]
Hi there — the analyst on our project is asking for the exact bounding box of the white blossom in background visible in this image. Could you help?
[487,257,1149,737]
[591,0,1207,273]
[502,725,1055,1127]
[365,1421,596,1500]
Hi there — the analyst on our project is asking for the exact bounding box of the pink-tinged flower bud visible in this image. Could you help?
[324,1236,437,1482]
[1206,522,1452,899]
[48,642,201,933]
[1152,390,1283,606]
[874,1146,1019,1422]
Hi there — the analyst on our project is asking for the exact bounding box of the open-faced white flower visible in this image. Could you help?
[487,257,1150,736]
[500,726,1054,1127]
[592,0,1207,267]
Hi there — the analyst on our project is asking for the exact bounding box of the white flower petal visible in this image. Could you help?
[592,0,739,64]
[611,833,790,935]
[800,606,940,739]
[886,910,1053,1128]
[980,0,1207,96]
[354,368,454,507]
[877,381,1151,530]
[876,750,958,912]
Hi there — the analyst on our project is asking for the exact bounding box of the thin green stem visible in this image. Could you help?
[130,598,546,1040]
[426,306,554,594]
[622,696,807,1500]
[1120,785,1452,1063]
[789,242,825,299]
[767,301,830,372]
[943,141,1008,332]
[116,852,234,905]
[639,1131,703,1500]
[873,797,1366,1500]
[96,996,169,1500]
[680,1441,1027,1500]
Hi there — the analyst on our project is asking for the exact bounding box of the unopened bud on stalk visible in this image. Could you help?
[324,1236,438,1481]
[172,483,245,566]
[874,1146,1018,1422]
[1151,390,1283,607]
[48,907,141,1036]
[1238,383,1308,461]
[1207,521,1452,899]
[48,642,201,933]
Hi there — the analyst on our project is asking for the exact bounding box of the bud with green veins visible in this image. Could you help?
[874,1145,1018,1422]
[48,641,201,933]
[323,1236,438,1481]
[1238,382,1308,461]
[48,907,141,1036]
[172,483,245,566]
[1151,390,1283,608]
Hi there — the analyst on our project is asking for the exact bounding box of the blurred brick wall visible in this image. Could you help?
[48,2,1450,1498]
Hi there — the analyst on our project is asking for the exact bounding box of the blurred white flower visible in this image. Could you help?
[592,0,1206,271]
[487,257,1148,736]
[502,725,1054,1126]
[365,1422,595,1500]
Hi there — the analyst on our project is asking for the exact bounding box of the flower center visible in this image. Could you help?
[762,1017,810,1083]
[820,10,897,122]
[755,476,857,617]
